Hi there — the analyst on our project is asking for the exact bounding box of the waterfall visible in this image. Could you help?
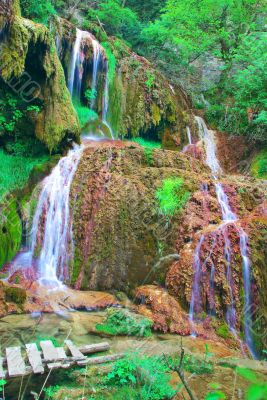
[186,126,192,145]
[102,65,114,139]
[195,116,221,176]
[90,37,102,110]
[192,116,255,356]
[68,28,91,99]
[189,235,205,334]
[30,144,83,286]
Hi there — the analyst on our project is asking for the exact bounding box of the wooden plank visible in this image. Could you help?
[64,340,86,360]
[78,342,110,355]
[57,347,67,360]
[40,341,57,362]
[6,347,26,377]
[26,343,44,374]
[0,357,6,379]
[40,341,67,362]
[77,353,124,366]
[47,362,71,370]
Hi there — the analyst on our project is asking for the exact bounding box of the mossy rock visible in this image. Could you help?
[0,198,22,268]
[0,14,80,151]
[216,322,231,339]
[4,286,26,304]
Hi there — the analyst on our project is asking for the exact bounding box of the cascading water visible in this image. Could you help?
[68,28,88,98]
[186,126,192,145]
[68,28,114,138]
[30,144,83,286]
[191,115,255,356]
[102,65,114,139]
[189,235,205,334]
[90,37,102,110]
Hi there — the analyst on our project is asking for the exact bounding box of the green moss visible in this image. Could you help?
[251,149,267,179]
[156,177,190,217]
[0,16,80,151]
[216,322,231,339]
[0,199,22,268]
[131,137,161,149]
[4,286,26,304]
[0,149,50,200]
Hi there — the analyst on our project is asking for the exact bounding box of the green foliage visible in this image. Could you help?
[20,0,56,25]
[205,390,226,400]
[107,353,175,400]
[216,322,231,339]
[96,308,152,337]
[0,379,6,393]
[73,100,98,127]
[156,177,190,217]
[251,150,267,179]
[145,71,156,89]
[0,149,50,200]
[4,287,26,304]
[237,367,267,400]
[84,89,97,102]
[44,385,61,399]
[101,42,117,81]
[170,345,214,375]
[87,0,141,45]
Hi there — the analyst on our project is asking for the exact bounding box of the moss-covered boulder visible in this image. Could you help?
[69,141,205,291]
[0,197,22,268]
[0,5,80,151]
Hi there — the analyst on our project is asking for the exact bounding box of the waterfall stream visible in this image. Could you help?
[68,28,114,138]
[30,145,83,286]
[191,116,255,356]
[186,126,192,145]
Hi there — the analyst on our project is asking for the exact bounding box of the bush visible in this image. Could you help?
[4,287,26,304]
[96,308,153,337]
[251,149,267,179]
[107,353,175,400]
[216,322,231,339]
[156,177,190,217]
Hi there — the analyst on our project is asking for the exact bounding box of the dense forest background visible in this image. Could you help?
[20,0,266,145]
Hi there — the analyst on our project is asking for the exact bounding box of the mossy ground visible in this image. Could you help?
[251,149,267,179]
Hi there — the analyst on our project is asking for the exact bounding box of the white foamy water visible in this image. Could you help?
[191,116,255,357]
[30,144,83,286]
[186,126,192,145]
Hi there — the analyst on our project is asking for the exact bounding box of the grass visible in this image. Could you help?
[251,149,267,179]
[156,177,190,217]
[0,149,50,200]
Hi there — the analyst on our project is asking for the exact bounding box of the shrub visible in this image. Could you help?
[251,149,267,179]
[107,353,175,400]
[216,322,231,339]
[73,101,98,127]
[96,308,152,337]
[4,287,26,304]
[156,177,190,217]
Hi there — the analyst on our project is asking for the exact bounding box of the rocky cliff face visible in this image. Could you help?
[68,139,266,353]
[0,2,80,151]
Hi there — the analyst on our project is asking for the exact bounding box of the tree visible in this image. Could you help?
[20,0,56,24]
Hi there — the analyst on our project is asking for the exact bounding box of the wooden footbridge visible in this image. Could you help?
[0,340,124,378]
